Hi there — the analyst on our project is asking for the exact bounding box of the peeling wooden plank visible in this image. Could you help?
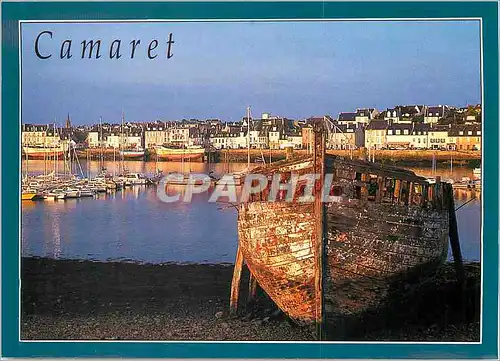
[230,245,244,316]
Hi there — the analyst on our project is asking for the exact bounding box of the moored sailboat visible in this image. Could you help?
[119,147,146,159]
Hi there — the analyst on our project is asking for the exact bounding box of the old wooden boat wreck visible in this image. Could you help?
[230,128,458,338]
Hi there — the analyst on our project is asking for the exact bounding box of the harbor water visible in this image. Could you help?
[21,160,481,264]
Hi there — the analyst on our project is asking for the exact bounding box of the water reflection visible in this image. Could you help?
[51,212,61,259]
[21,161,481,264]
[22,159,250,179]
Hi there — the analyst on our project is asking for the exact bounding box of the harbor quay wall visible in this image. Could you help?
[68,148,481,165]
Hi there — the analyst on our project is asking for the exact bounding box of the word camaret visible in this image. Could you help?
[34,31,175,60]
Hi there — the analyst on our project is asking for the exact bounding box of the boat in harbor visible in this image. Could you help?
[78,187,95,197]
[119,172,148,185]
[164,172,206,186]
[21,190,40,201]
[119,147,145,159]
[156,145,205,162]
[233,129,452,337]
[64,188,81,199]
[473,167,481,179]
[22,145,66,159]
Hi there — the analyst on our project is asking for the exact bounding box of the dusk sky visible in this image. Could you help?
[21,21,481,125]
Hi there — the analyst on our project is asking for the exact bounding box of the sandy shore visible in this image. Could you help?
[21,257,480,341]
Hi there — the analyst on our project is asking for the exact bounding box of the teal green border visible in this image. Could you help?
[2,1,498,358]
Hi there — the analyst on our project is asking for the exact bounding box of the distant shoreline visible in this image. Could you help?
[23,148,481,167]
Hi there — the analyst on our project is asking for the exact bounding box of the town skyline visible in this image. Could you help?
[24,102,481,127]
[22,21,481,124]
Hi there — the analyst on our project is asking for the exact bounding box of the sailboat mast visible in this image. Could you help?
[247,106,251,168]
[44,124,47,179]
[24,124,29,180]
[120,111,124,174]
[53,122,57,179]
[99,116,103,171]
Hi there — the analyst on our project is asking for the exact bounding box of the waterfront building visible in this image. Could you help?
[209,124,248,149]
[409,123,430,149]
[386,123,430,149]
[144,122,168,149]
[22,124,60,147]
[365,120,388,149]
[326,124,357,149]
[188,128,205,147]
[210,132,246,149]
[279,128,303,149]
[268,124,282,149]
[104,125,143,149]
[87,131,100,148]
[249,129,269,149]
[428,125,453,150]
[166,124,190,146]
[449,124,481,151]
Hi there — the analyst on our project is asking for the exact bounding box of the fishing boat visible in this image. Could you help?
[156,145,205,162]
[232,129,453,338]
[22,145,66,159]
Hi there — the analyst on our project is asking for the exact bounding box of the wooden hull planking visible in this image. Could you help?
[238,202,317,324]
[156,153,204,162]
[235,130,451,332]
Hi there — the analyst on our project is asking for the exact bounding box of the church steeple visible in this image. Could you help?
[65,113,71,128]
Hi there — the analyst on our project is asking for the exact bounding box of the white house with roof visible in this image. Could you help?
[386,123,430,149]
[384,108,400,123]
[424,106,445,124]
[210,131,247,149]
[337,112,356,126]
[144,122,168,148]
[365,120,388,149]
[428,125,452,149]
